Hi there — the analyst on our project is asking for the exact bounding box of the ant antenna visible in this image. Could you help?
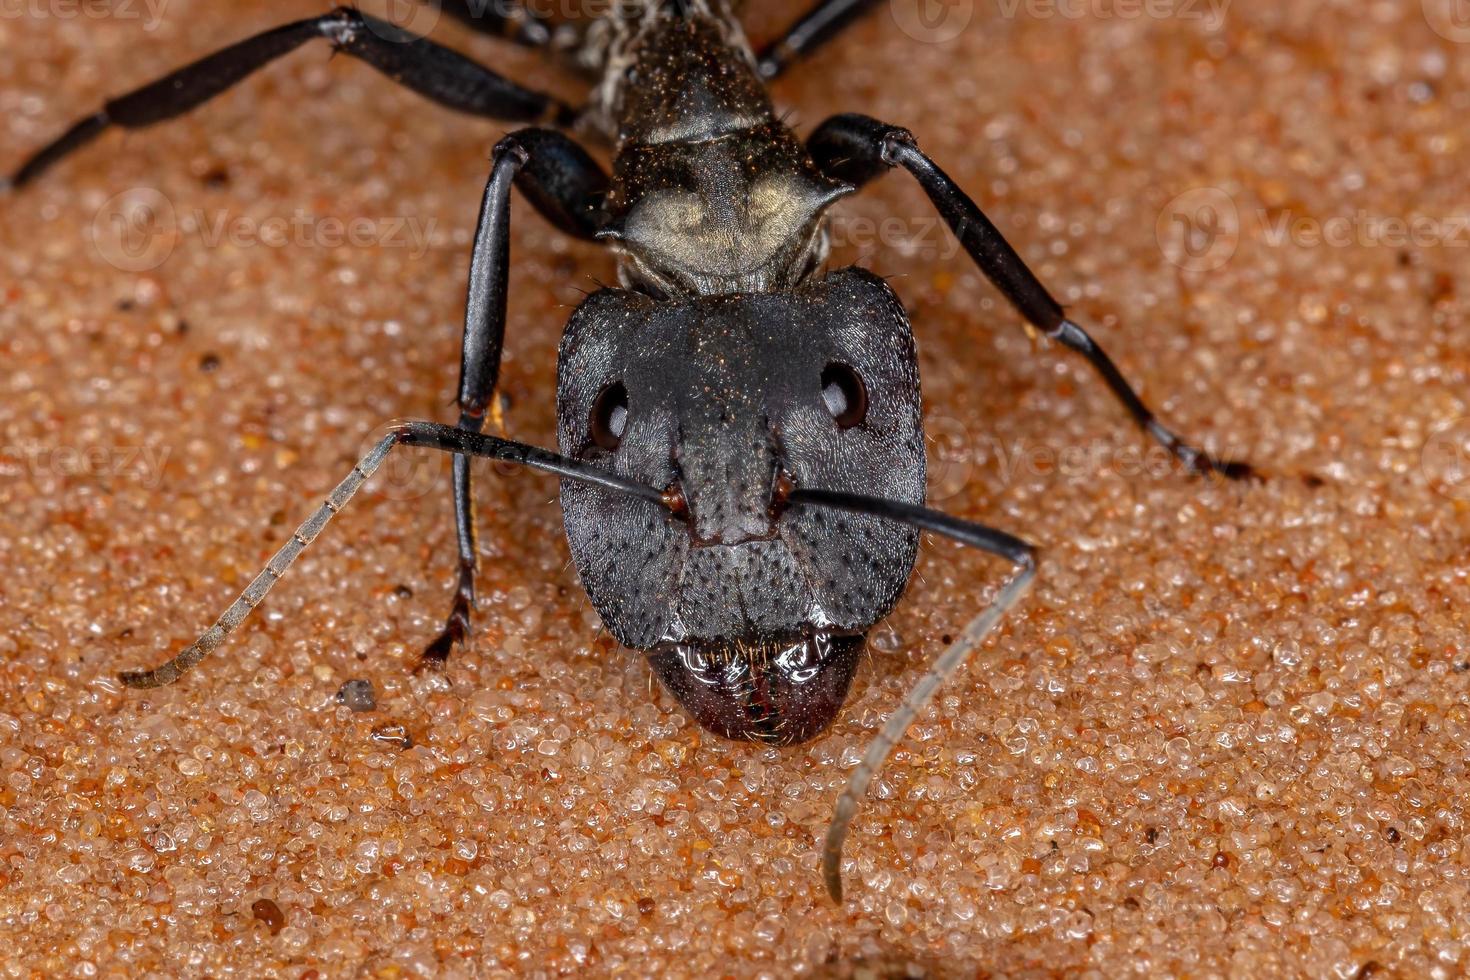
[117,420,662,688]
[789,489,1037,904]
[117,438,1036,908]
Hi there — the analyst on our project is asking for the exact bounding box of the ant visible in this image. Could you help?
[7,0,1253,901]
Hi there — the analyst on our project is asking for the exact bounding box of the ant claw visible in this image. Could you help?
[418,618,468,672]
[1205,456,1259,483]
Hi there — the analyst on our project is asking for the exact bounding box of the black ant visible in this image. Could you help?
[7,0,1253,901]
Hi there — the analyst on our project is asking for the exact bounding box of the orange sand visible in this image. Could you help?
[3,1,1469,975]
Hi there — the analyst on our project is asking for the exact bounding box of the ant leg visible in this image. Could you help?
[755,0,885,80]
[7,7,576,190]
[807,112,1255,481]
[117,421,661,690]
[422,128,610,670]
[788,489,1036,903]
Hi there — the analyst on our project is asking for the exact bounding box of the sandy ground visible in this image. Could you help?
[3,0,1470,976]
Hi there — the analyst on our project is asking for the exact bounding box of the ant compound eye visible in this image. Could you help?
[590,381,629,451]
[821,363,868,429]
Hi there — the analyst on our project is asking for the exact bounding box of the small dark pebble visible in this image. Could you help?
[199,352,221,372]
[393,584,414,600]
[1386,826,1400,843]
[371,722,413,750]
[251,898,285,935]
[1212,851,1231,869]
[1455,662,1469,673]
[941,634,953,645]
[637,896,655,916]
[336,679,376,712]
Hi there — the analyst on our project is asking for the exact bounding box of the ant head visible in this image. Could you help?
[556,268,926,744]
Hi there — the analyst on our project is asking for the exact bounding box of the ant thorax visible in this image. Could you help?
[589,8,850,296]
[606,155,847,297]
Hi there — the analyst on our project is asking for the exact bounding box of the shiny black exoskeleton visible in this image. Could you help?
[9,0,1253,899]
